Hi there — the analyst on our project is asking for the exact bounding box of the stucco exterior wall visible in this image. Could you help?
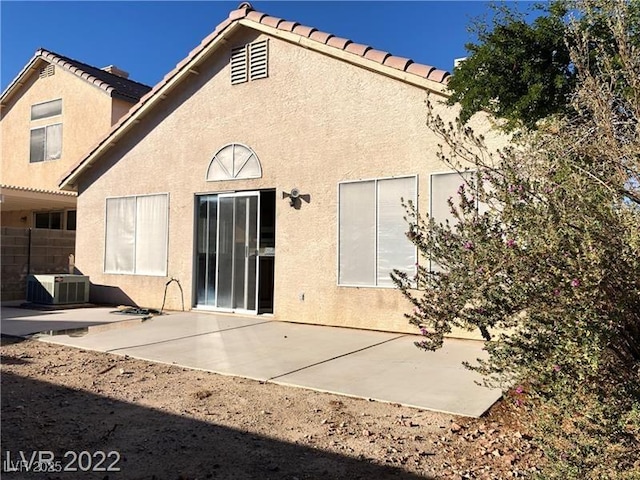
[0,63,114,192]
[111,98,133,126]
[75,28,503,334]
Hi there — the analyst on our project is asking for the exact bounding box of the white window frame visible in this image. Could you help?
[337,175,418,288]
[103,193,170,276]
[429,170,480,272]
[30,98,62,120]
[29,123,63,163]
[206,143,262,181]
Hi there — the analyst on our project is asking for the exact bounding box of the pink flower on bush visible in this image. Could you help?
[506,238,516,247]
[515,385,524,394]
[553,365,562,372]
[570,278,581,287]
[463,241,474,251]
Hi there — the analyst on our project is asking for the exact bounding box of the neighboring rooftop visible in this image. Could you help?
[0,48,152,106]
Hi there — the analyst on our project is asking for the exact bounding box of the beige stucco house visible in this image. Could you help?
[0,48,151,228]
[60,3,500,334]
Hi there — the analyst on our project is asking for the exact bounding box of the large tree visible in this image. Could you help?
[394,1,640,477]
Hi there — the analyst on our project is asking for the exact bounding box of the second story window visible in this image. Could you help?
[30,99,62,163]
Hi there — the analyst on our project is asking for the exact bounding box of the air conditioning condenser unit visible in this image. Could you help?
[26,274,90,305]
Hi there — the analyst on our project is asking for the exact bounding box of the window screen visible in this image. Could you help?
[377,177,417,286]
[34,212,63,230]
[430,171,475,271]
[339,181,376,285]
[29,124,62,163]
[66,210,77,231]
[338,176,417,287]
[30,128,46,163]
[104,194,169,276]
[430,171,475,227]
[31,99,62,120]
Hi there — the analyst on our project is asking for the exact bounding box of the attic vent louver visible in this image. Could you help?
[230,45,248,85]
[249,40,268,80]
[230,39,269,85]
[39,64,55,79]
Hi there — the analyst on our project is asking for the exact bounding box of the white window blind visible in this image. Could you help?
[430,171,476,272]
[105,197,136,274]
[105,194,168,276]
[135,194,169,275]
[339,181,376,285]
[31,99,62,120]
[45,123,62,160]
[376,177,417,286]
[430,171,475,226]
[338,176,417,286]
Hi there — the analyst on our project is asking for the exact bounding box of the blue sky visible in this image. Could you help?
[1,1,535,92]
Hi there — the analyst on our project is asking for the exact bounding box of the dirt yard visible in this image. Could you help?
[1,336,543,479]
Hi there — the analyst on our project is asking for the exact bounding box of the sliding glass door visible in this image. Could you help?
[195,192,259,313]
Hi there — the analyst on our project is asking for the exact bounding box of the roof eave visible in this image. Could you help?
[58,22,243,191]
[0,56,41,108]
[239,19,449,97]
[59,11,451,191]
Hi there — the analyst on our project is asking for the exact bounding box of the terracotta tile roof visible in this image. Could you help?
[1,49,151,106]
[59,2,449,190]
[240,4,450,84]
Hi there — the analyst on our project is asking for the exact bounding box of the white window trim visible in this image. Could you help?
[429,170,479,272]
[30,98,62,120]
[429,169,479,217]
[29,123,63,163]
[205,142,263,181]
[103,193,170,276]
[337,175,418,288]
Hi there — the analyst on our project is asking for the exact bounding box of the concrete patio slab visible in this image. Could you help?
[105,321,401,381]
[33,311,266,352]
[0,307,502,417]
[0,306,148,337]
[272,336,501,417]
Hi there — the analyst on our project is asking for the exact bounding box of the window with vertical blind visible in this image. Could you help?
[104,194,169,276]
[338,176,417,287]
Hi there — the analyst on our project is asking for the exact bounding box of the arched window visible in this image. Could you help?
[206,143,262,181]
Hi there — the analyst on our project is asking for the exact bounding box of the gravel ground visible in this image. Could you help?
[1,336,543,479]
